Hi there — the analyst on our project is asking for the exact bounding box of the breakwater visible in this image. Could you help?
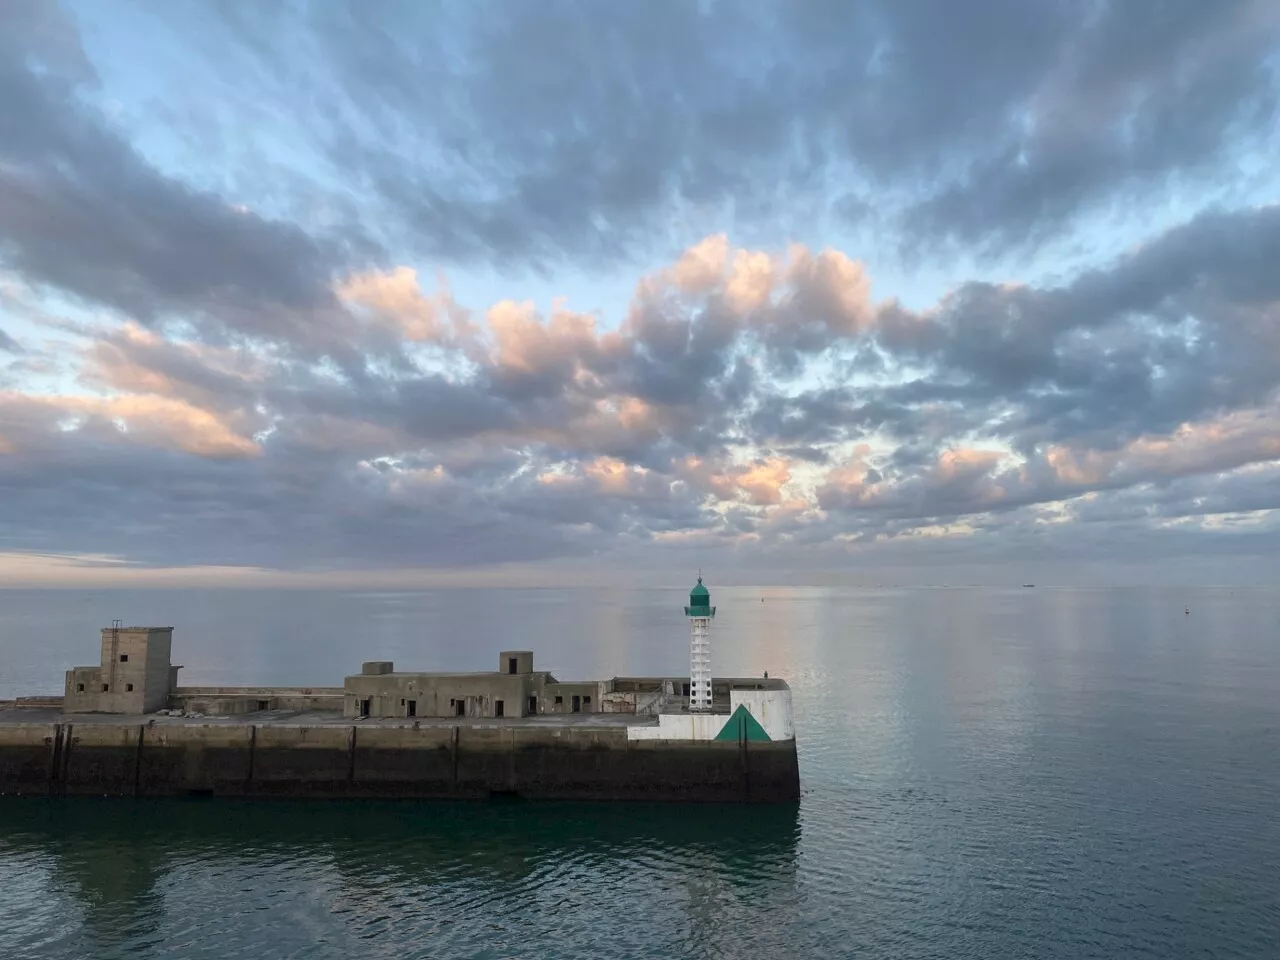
[0,717,800,803]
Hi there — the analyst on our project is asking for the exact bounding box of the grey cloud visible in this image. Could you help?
[906,0,1280,253]
[11,196,1277,573]
[141,0,1280,270]
[0,6,378,361]
[0,429,587,569]
[0,395,728,570]
[853,205,1280,458]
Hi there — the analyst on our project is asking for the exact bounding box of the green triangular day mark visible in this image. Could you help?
[714,704,772,742]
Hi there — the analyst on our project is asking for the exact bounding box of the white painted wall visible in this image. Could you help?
[626,688,795,741]
[627,712,726,741]
[729,689,795,741]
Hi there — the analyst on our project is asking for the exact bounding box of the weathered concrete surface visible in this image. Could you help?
[170,688,345,716]
[0,724,53,795]
[0,710,799,803]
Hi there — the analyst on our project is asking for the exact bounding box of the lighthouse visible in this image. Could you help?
[684,575,716,711]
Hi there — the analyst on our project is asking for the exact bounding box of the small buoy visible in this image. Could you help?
[1185,607,1190,615]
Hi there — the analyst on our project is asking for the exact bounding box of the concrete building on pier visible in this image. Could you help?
[343,651,603,720]
[63,623,181,714]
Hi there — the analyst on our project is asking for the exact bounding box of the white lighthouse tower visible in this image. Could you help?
[685,575,716,711]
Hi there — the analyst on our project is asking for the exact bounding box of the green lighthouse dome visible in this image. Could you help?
[684,575,716,618]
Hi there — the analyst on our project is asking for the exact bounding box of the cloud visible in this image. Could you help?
[0,1,372,362]
[126,0,1280,271]
[2,3,1280,581]
[6,207,1280,576]
[0,390,261,459]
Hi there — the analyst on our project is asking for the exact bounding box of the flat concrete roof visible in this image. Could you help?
[338,673,790,688]
[345,671,553,680]
[0,707,702,729]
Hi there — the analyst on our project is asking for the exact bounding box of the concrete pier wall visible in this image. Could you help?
[0,721,800,803]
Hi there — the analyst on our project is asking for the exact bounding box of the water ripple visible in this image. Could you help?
[4,586,1280,958]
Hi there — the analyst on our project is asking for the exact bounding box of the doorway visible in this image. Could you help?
[455,699,466,717]
[527,696,537,715]
[406,700,417,717]
[360,699,370,718]
[495,700,504,717]
[571,695,581,713]
[508,657,518,675]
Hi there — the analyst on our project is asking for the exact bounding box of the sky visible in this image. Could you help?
[3,0,1280,587]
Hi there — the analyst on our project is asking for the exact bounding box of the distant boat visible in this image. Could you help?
[1022,583,1035,588]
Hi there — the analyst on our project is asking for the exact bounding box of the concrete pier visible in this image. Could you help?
[0,708,800,803]
[2,585,801,803]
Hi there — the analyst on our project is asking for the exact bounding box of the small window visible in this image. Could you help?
[583,695,591,705]
[554,696,563,705]
[126,683,134,692]
[508,657,518,675]
[400,699,405,706]
[102,684,109,692]
[495,700,505,717]
[119,654,128,663]
[77,683,85,692]
[257,700,269,711]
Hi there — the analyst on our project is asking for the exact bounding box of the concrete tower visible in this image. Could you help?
[684,575,716,711]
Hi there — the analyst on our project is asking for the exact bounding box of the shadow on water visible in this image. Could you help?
[0,798,801,956]
[0,797,800,867]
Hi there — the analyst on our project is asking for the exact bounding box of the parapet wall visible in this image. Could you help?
[170,688,345,715]
[0,719,800,803]
[627,688,796,742]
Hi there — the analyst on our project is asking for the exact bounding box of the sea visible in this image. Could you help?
[0,585,1277,959]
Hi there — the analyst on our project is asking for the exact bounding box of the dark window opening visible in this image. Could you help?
[257,700,269,711]
[571,695,581,713]
[102,684,109,692]
[119,654,128,663]
[455,699,466,717]
[360,699,370,717]
[682,683,690,697]
[554,695,563,705]
[400,699,405,706]
[495,699,504,717]
[583,695,591,705]
[407,700,416,717]
[508,657,518,675]
[528,696,537,715]
[126,683,134,692]
[77,683,85,692]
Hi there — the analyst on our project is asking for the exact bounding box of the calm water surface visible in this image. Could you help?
[1,585,1278,959]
